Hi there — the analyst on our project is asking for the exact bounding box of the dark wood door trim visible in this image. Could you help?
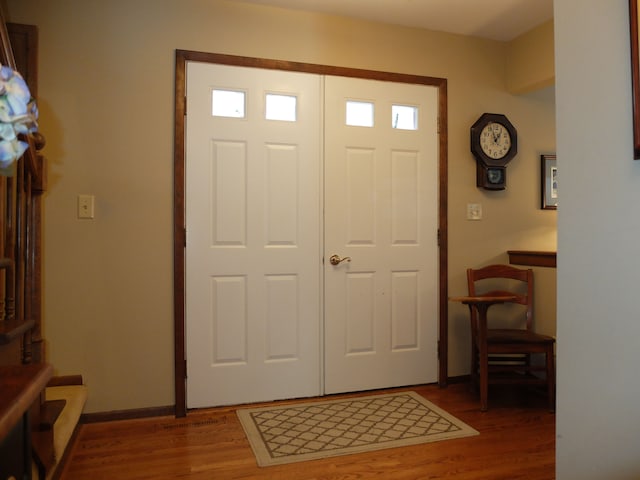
[173,50,448,417]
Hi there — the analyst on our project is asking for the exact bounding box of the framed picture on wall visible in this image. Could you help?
[630,0,640,158]
[541,154,557,210]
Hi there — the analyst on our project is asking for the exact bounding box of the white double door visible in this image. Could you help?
[185,62,439,408]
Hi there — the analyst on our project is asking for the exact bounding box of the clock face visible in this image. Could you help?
[471,113,517,169]
[480,122,511,160]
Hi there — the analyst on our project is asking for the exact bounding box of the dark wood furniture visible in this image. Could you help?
[460,264,555,411]
[507,250,556,268]
[449,294,516,411]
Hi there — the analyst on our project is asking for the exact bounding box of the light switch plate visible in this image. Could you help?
[467,203,482,220]
[78,194,95,219]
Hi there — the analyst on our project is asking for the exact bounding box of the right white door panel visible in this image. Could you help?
[323,76,439,394]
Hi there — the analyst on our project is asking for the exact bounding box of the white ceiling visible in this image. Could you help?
[236,0,554,41]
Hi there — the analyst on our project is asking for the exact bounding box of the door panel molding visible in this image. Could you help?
[174,50,448,417]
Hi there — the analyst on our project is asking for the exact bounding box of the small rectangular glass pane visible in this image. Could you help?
[212,89,245,118]
[346,101,374,127]
[265,94,297,122]
[392,105,418,130]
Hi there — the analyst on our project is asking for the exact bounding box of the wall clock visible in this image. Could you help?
[470,113,517,190]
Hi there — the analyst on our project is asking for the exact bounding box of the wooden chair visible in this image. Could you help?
[466,264,555,411]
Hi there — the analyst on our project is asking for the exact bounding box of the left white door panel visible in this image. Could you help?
[185,62,322,407]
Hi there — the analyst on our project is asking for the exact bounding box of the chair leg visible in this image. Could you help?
[546,346,556,412]
[479,344,488,412]
[470,343,478,391]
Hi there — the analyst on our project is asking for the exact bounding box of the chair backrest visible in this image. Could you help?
[466,264,534,330]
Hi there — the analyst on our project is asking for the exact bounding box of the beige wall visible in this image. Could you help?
[507,20,555,94]
[5,0,556,413]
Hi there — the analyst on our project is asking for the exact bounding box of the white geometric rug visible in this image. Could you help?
[237,391,479,466]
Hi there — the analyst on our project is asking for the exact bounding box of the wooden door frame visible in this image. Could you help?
[173,50,448,417]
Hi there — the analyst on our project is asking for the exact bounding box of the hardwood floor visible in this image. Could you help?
[59,383,555,479]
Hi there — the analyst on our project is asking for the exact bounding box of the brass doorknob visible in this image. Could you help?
[329,254,351,266]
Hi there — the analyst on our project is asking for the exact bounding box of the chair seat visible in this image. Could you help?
[487,328,555,344]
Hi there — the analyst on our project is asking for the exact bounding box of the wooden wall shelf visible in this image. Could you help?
[507,250,557,268]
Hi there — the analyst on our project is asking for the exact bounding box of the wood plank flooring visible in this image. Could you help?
[59,383,555,479]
